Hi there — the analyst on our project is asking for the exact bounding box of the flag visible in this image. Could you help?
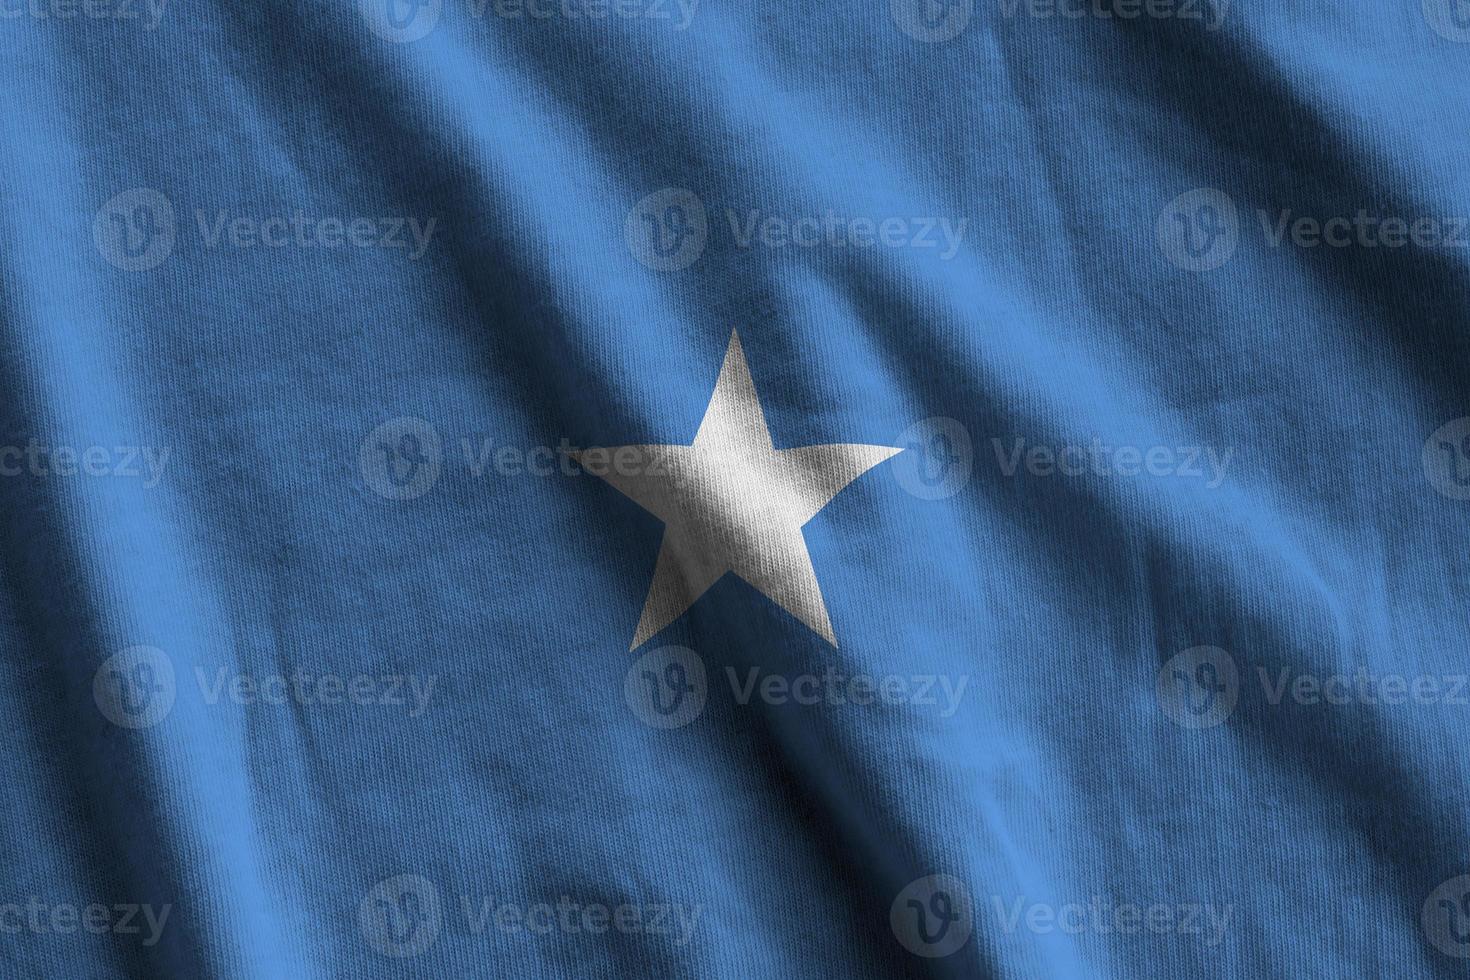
[1,0,1469,976]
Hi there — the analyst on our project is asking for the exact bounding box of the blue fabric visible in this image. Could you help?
[3,1,1470,976]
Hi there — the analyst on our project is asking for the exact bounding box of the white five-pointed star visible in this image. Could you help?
[579,330,901,650]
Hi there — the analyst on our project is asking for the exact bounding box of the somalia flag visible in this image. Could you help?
[2,0,1470,976]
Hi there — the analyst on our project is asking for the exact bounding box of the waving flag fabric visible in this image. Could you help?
[2,0,1470,977]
